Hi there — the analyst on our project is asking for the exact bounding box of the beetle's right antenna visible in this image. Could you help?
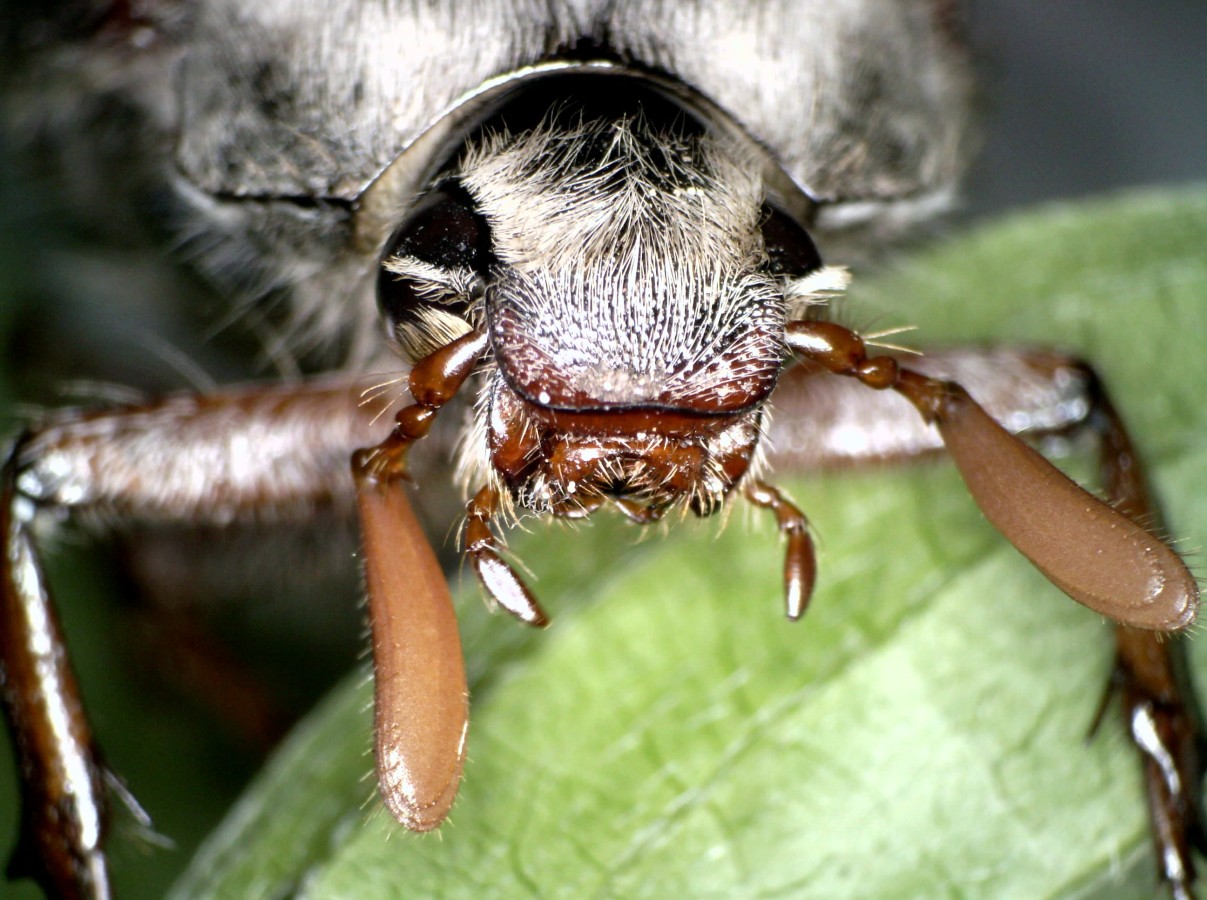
[785,319,1199,632]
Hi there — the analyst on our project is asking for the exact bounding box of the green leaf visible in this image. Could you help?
[170,187,1207,899]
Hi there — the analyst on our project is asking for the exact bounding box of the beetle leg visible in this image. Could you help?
[768,347,1097,470]
[1,453,111,899]
[1116,626,1203,898]
[464,486,548,627]
[744,480,817,620]
[1087,376,1206,896]
[1,376,389,899]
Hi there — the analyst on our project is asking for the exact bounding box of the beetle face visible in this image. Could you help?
[379,102,840,519]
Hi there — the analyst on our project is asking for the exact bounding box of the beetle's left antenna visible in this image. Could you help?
[352,328,488,830]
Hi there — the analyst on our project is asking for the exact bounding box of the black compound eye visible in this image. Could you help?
[383,181,492,271]
[377,180,493,335]
[759,205,822,277]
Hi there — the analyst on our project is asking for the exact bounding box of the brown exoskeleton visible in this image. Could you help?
[1,2,1202,897]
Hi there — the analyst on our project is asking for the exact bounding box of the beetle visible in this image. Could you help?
[1,1,1203,897]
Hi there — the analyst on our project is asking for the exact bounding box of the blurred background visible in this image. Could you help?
[0,2,1203,897]
[964,1,1206,217]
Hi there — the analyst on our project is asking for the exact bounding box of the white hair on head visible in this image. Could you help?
[459,111,766,269]
[458,112,786,407]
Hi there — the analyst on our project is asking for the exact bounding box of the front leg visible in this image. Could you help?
[1,377,384,899]
[1093,378,1206,897]
[1,459,110,898]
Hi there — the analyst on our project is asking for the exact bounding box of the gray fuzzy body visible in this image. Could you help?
[5,0,972,369]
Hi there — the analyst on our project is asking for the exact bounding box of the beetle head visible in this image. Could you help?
[379,96,840,520]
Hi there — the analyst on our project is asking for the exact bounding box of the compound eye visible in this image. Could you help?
[760,205,822,277]
[377,181,493,338]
